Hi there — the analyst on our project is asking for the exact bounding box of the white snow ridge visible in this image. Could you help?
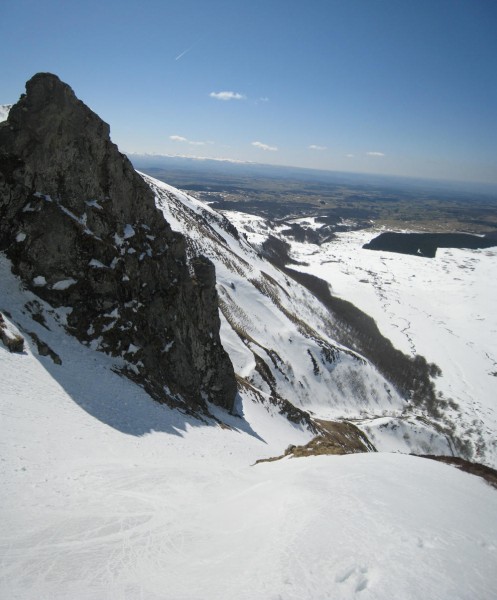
[1,172,497,599]
[0,104,12,123]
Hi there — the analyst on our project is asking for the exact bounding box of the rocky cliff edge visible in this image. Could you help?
[0,73,237,414]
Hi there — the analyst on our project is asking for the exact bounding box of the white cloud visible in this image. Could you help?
[367,151,385,157]
[169,135,207,146]
[346,154,354,158]
[309,145,327,151]
[209,91,246,101]
[252,141,278,152]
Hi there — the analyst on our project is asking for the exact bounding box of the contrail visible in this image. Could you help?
[174,46,193,61]
[174,35,205,61]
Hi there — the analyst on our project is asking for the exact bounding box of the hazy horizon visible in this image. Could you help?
[130,152,497,196]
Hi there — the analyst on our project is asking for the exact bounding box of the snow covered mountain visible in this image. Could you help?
[220,211,497,468]
[145,178,405,414]
[2,251,497,600]
[1,243,496,600]
[135,172,497,468]
[1,74,496,599]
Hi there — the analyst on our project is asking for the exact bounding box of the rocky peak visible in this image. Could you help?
[0,73,237,414]
[1,73,155,225]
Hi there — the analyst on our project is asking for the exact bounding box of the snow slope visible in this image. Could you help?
[228,212,497,467]
[143,174,406,422]
[1,256,496,599]
[140,175,477,461]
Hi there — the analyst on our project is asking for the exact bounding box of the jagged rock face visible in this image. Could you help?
[0,73,237,413]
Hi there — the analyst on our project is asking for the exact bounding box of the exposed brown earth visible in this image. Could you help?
[255,419,376,464]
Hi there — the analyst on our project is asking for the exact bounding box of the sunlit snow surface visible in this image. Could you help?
[1,255,497,599]
[145,175,406,421]
[286,227,497,465]
[2,176,497,598]
[144,176,495,463]
[228,211,497,467]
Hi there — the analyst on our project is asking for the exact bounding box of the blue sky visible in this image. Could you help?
[1,0,496,185]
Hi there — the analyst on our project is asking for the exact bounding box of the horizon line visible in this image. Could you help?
[125,151,497,193]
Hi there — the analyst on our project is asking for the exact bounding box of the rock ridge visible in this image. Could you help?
[0,72,237,413]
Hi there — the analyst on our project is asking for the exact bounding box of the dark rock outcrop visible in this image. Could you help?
[0,312,24,353]
[363,231,497,258]
[0,73,237,413]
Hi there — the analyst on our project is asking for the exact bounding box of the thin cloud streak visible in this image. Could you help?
[309,145,327,150]
[367,151,385,156]
[175,47,193,61]
[174,36,204,61]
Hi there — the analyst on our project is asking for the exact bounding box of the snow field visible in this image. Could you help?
[225,208,497,467]
[2,361,497,600]
[282,228,497,466]
[1,221,497,598]
[2,177,497,599]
